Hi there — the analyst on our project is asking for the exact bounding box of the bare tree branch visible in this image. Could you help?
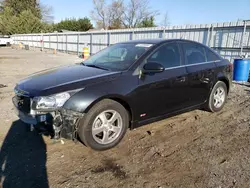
[108,0,124,29]
[39,3,54,23]
[91,0,159,29]
[90,0,108,29]
[161,11,170,26]
[122,0,159,28]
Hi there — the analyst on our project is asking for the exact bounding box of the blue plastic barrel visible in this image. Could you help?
[233,59,250,81]
[248,59,250,71]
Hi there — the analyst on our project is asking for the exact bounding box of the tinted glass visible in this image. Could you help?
[182,42,206,65]
[147,43,181,68]
[83,43,153,71]
[105,47,128,62]
[205,48,221,61]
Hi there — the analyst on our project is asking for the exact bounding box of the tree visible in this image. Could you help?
[40,3,54,23]
[55,17,93,32]
[90,0,159,29]
[108,0,124,29]
[13,10,44,33]
[0,7,16,35]
[138,16,156,28]
[77,18,93,31]
[122,0,158,28]
[90,0,108,29]
[1,0,41,18]
[0,0,54,34]
[0,8,46,34]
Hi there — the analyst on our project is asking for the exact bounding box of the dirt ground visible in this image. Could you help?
[0,47,250,188]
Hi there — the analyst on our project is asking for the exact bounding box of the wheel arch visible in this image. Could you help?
[84,94,134,128]
[217,77,230,93]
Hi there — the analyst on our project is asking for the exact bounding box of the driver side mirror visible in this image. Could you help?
[142,62,165,74]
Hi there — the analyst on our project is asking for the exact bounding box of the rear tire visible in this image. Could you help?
[78,99,129,151]
[206,81,228,112]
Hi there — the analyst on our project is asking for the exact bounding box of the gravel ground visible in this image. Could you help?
[0,47,250,188]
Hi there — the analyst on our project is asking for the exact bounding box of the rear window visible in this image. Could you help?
[182,42,206,65]
[205,48,221,61]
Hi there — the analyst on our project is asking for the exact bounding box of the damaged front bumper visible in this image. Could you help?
[58,109,84,140]
[13,96,84,140]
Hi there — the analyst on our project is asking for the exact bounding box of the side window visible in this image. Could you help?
[182,42,206,65]
[147,43,181,68]
[205,48,221,62]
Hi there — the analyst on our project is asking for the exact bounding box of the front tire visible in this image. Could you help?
[206,81,228,112]
[78,99,129,151]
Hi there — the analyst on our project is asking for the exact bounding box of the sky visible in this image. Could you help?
[41,0,250,26]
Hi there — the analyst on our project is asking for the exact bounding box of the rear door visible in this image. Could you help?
[134,42,189,121]
[179,41,216,106]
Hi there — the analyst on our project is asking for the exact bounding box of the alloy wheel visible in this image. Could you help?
[213,86,226,108]
[92,110,123,144]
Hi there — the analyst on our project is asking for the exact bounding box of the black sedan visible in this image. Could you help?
[13,39,232,150]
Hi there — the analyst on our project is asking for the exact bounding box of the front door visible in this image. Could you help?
[134,42,189,122]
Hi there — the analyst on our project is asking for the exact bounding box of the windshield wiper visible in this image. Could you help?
[81,63,110,71]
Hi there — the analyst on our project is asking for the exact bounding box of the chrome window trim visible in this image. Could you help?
[164,60,220,71]
[133,59,220,75]
[164,65,186,70]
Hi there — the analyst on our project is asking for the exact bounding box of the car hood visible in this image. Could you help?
[16,64,120,96]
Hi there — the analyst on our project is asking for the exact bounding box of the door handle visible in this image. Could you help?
[176,76,186,82]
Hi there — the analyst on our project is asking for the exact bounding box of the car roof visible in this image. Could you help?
[120,39,167,44]
[119,39,203,45]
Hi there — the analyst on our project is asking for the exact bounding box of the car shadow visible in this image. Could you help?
[0,120,48,188]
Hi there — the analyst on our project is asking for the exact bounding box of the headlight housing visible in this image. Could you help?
[33,89,82,111]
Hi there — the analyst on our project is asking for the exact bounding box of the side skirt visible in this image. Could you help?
[130,104,204,129]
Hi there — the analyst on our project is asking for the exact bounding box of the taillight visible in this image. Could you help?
[229,63,233,72]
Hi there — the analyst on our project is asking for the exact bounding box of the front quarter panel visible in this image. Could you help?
[63,73,138,115]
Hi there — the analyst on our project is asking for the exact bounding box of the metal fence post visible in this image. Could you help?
[49,35,51,49]
[206,27,210,46]
[130,31,134,40]
[240,20,248,56]
[63,34,65,53]
[66,34,68,53]
[90,33,93,55]
[42,33,44,51]
[107,32,111,46]
[31,35,33,47]
[162,27,166,38]
[209,26,214,47]
[225,22,231,50]
[77,33,80,56]
[57,33,58,51]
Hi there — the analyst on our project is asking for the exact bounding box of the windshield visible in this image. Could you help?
[82,43,154,71]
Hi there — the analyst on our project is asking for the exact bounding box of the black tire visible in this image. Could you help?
[206,81,228,112]
[78,99,129,151]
